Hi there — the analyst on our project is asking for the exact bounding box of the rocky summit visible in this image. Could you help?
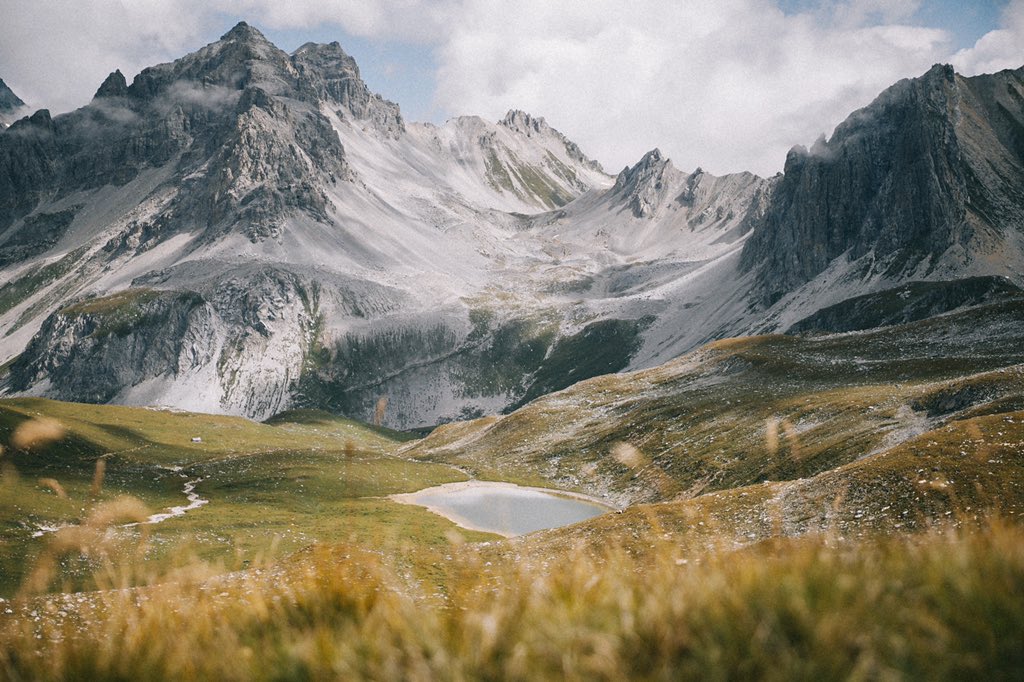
[0,22,1022,429]
[0,79,26,129]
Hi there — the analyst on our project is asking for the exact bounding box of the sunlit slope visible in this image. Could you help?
[404,299,1024,505]
[0,399,483,596]
[502,407,1024,563]
[0,399,406,462]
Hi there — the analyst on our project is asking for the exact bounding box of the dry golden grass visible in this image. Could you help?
[1,520,1022,680]
[18,496,151,598]
[10,418,65,451]
[37,478,67,500]
[89,458,106,497]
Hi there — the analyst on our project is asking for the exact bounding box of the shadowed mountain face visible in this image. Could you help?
[0,79,25,119]
[0,23,1022,428]
[741,64,1024,306]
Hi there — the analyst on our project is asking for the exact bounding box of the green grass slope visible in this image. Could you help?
[0,399,483,596]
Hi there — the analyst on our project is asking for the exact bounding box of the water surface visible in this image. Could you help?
[393,481,610,537]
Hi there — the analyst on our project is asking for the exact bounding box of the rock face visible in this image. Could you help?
[610,149,680,218]
[787,276,1023,334]
[292,41,404,138]
[0,79,26,128]
[500,110,604,174]
[741,64,1024,305]
[11,289,214,404]
[0,22,350,244]
[1,27,1022,428]
[94,70,129,99]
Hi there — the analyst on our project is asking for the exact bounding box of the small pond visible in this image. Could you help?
[392,481,612,537]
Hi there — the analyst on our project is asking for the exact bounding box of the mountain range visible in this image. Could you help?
[0,22,1022,429]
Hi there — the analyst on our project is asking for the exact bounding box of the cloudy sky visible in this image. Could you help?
[2,1,1023,176]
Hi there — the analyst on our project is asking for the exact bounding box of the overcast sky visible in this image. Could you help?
[2,1,1023,176]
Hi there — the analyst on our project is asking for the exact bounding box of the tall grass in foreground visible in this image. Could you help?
[2,523,1023,680]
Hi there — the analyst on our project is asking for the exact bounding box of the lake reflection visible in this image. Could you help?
[396,482,610,537]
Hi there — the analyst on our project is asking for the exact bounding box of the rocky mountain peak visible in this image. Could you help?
[21,108,52,129]
[0,22,359,246]
[924,62,956,83]
[219,21,267,44]
[0,78,27,129]
[611,148,680,218]
[497,109,604,174]
[0,78,25,112]
[94,69,129,99]
[500,110,551,137]
[125,20,290,103]
[293,41,360,78]
[741,62,1024,306]
[291,40,404,137]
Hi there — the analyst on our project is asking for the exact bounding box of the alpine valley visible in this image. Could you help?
[2,21,1024,680]
[2,22,1020,429]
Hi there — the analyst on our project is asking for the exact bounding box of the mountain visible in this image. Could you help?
[741,64,1024,329]
[0,79,27,128]
[0,24,631,426]
[0,25,1022,428]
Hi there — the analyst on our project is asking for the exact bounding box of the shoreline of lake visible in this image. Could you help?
[391,480,616,537]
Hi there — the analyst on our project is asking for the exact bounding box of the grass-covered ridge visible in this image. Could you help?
[405,300,1024,505]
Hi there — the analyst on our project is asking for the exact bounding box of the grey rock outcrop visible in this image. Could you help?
[94,70,129,99]
[610,149,683,218]
[787,276,1024,334]
[500,110,604,173]
[0,22,357,245]
[292,41,404,138]
[9,290,214,403]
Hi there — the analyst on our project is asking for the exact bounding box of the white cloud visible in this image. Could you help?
[0,0,212,113]
[434,0,951,175]
[951,0,1024,75]
[829,0,923,27]
[226,0,460,42]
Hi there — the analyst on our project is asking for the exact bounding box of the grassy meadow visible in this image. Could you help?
[0,400,488,596]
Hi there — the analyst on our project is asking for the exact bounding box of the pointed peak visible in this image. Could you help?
[292,40,360,77]
[0,78,26,111]
[640,148,664,165]
[500,110,553,137]
[924,62,956,82]
[498,110,605,173]
[291,39,403,137]
[612,148,680,218]
[220,21,268,43]
[94,69,129,99]
[502,109,543,126]
[620,148,671,177]
[295,40,348,56]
